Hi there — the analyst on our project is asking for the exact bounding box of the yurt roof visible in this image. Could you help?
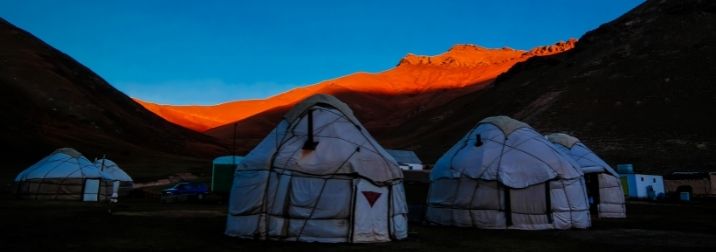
[94,158,133,182]
[431,117,583,188]
[546,133,581,149]
[15,148,109,181]
[240,94,402,183]
[478,115,529,136]
[284,94,360,126]
[546,133,619,177]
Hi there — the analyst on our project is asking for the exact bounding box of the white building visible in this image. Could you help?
[385,149,423,171]
[620,173,665,200]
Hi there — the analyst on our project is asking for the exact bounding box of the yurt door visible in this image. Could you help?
[83,179,100,202]
[352,179,390,243]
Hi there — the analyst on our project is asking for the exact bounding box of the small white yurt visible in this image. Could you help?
[546,133,626,218]
[225,94,408,243]
[15,148,114,202]
[426,116,591,230]
[94,158,134,196]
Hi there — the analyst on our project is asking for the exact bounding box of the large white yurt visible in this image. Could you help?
[225,94,408,243]
[15,148,114,202]
[426,116,591,230]
[546,133,626,218]
[94,158,134,196]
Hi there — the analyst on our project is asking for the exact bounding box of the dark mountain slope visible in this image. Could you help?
[0,18,225,183]
[381,0,716,173]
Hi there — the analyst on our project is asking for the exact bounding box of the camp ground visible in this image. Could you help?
[4,118,716,250]
[5,98,716,251]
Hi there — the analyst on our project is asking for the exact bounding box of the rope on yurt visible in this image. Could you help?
[545,180,553,224]
[310,106,399,181]
[261,105,399,241]
[442,128,475,225]
[560,179,574,228]
[453,175,464,226]
[494,130,510,228]
[568,144,610,169]
[449,126,479,176]
[499,136,563,177]
[466,178,480,227]
[262,121,292,239]
[387,181,394,240]
[279,169,294,239]
[348,178,357,242]
[477,132,535,178]
[295,147,360,241]
[45,156,77,200]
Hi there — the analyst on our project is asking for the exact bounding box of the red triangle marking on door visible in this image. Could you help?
[361,191,382,207]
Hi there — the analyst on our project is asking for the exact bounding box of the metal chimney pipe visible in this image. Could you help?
[303,109,318,150]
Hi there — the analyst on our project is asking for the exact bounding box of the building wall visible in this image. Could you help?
[664,179,711,196]
[621,174,665,199]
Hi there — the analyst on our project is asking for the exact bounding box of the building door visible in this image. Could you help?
[83,179,100,202]
[584,173,600,213]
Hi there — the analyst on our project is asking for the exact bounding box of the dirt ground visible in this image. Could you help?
[1,194,715,252]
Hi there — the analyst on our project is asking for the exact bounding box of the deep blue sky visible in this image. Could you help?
[1,0,643,105]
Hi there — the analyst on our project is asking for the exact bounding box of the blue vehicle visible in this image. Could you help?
[160,182,209,203]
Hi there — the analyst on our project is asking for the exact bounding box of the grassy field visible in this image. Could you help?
[2,195,715,252]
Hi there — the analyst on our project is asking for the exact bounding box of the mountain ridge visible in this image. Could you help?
[137,39,576,132]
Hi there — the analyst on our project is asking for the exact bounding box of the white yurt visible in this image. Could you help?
[225,94,408,243]
[546,133,626,218]
[426,116,591,230]
[15,148,115,202]
[94,158,134,196]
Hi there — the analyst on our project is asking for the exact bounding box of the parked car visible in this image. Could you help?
[160,182,209,203]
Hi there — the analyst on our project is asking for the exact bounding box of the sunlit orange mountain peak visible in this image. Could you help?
[135,39,576,133]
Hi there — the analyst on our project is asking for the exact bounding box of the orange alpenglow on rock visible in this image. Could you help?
[135,39,576,132]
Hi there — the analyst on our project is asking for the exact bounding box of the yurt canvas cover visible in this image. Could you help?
[546,133,626,218]
[426,116,591,230]
[225,94,408,243]
[15,148,114,202]
[94,158,134,195]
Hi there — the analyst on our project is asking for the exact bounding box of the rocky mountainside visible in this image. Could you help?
[381,0,716,173]
[137,40,576,134]
[0,18,225,182]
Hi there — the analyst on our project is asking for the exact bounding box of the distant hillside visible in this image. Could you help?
[0,18,226,182]
[137,40,575,135]
[381,0,716,174]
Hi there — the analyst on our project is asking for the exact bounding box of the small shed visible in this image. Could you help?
[385,149,423,171]
[620,173,665,200]
[212,156,243,193]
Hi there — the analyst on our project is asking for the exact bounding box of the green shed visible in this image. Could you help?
[212,156,244,193]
